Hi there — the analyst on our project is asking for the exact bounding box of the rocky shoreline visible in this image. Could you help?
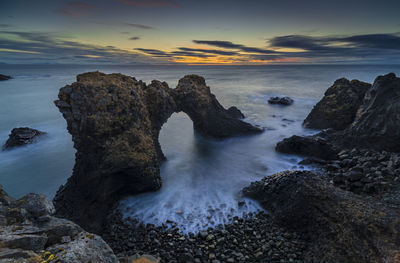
[1,72,400,262]
[103,210,307,263]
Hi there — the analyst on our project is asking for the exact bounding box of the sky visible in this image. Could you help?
[1,0,400,65]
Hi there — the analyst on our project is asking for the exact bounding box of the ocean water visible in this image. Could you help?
[1,64,399,232]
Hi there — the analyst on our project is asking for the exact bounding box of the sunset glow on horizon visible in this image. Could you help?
[1,0,400,65]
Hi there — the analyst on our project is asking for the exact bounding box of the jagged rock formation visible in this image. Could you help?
[279,73,400,160]
[3,127,46,150]
[303,78,371,130]
[345,73,400,151]
[243,170,400,263]
[0,74,11,81]
[0,185,117,263]
[54,72,262,233]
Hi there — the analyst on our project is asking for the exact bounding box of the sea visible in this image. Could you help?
[1,64,399,232]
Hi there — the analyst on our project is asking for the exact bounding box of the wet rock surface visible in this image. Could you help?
[243,170,400,263]
[3,127,46,150]
[0,185,118,263]
[303,78,371,130]
[103,210,307,263]
[268,96,293,105]
[54,72,262,234]
[0,74,11,81]
[275,133,339,160]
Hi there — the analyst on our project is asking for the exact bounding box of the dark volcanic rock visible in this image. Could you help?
[268,96,294,105]
[275,134,339,160]
[345,73,400,152]
[3,127,46,149]
[0,185,117,263]
[243,170,400,263]
[54,72,262,233]
[303,78,371,130]
[0,74,12,81]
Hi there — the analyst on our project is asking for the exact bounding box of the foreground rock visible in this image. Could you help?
[268,96,293,105]
[303,78,370,130]
[0,74,11,81]
[0,185,117,263]
[104,210,306,263]
[243,170,400,263]
[54,72,262,233]
[3,127,46,150]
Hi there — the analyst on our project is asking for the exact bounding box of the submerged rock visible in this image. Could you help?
[303,78,371,130]
[54,72,262,233]
[243,170,400,263]
[0,74,11,81]
[268,96,294,105]
[0,185,118,263]
[3,127,46,150]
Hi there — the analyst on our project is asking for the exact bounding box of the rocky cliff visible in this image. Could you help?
[346,73,400,151]
[303,78,371,130]
[54,72,262,233]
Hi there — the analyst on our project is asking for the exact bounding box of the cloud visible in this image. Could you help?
[115,0,180,8]
[56,1,100,18]
[0,24,10,28]
[341,34,400,50]
[0,31,162,64]
[135,48,171,57]
[178,47,237,56]
[193,40,276,54]
[135,48,216,58]
[123,23,155,30]
[129,36,140,40]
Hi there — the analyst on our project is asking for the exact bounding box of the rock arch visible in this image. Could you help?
[54,72,262,233]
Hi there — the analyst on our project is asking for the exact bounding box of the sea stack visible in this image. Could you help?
[54,72,263,233]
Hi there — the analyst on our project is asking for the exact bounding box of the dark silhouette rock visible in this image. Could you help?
[345,73,400,152]
[303,78,371,130]
[0,74,12,81]
[268,96,294,105]
[54,72,262,233]
[275,134,339,160]
[243,170,400,263]
[3,127,46,150]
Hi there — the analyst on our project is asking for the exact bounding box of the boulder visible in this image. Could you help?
[0,185,118,263]
[275,134,339,160]
[303,78,371,130]
[268,96,293,105]
[0,74,11,81]
[243,170,400,263]
[345,73,400,152]
[54,72,262,233]
[3,127,46,150]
